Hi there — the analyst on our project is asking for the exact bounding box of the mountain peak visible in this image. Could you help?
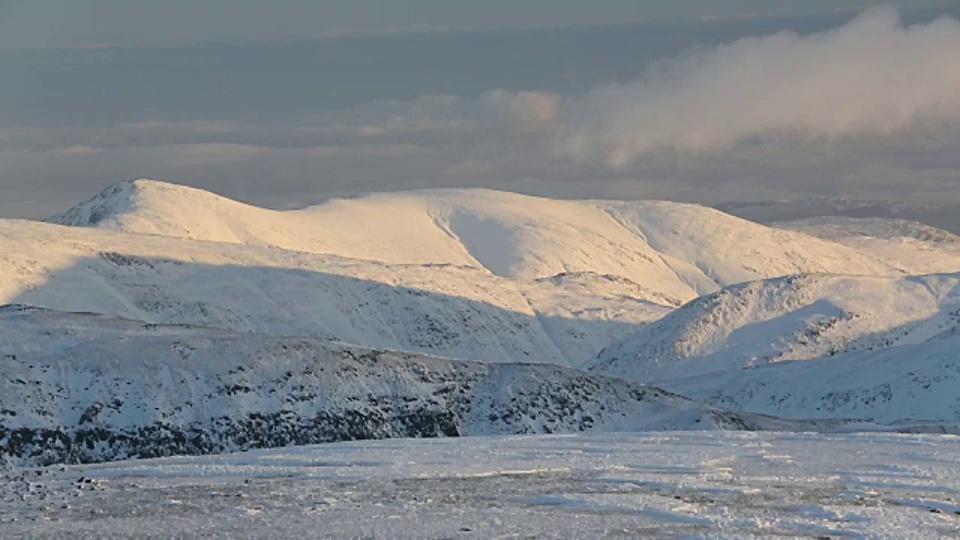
[46,178,220,227]
[46,179,139,227]
[44,178,264,242]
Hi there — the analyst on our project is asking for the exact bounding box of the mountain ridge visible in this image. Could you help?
[590,272,960,383]
[11,179,959,369]
[43,179,952,292]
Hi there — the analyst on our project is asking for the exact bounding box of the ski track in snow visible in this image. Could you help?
[2,432,960,538]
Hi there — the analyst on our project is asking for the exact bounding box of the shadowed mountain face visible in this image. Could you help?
[0,305,785,468]
[0,230,652,368]
[656,334,960,427]
[589,273,960,428]
[0,247,681,467]
[591,273,960,383]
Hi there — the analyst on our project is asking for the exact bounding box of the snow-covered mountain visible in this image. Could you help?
[590,272,960,383]
[588,270,960,428]
[12,179,956,368]
[4,179,960,466]
[776,216,960,245]
[0,221,572,366]
[775,216,960,275]
[662,333,960,427]
[0,306,779,468]
[45,179,934,296]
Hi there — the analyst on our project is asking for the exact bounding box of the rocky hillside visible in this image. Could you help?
[0,306,775,468]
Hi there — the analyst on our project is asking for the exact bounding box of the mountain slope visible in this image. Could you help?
[775,216,960,275]
[0,306,774,468]
[46,180,942,300]
[661,334,960,426]
[776,216,960,245]
[26,180,960,367]
[590,273,960,383]
[0,218,586,365]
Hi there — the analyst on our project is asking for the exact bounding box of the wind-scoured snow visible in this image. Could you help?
[3,432,960,538]
[591,272,960,383]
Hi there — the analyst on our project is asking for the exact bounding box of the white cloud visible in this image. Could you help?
[556,8,960,168]
[485,90,561,131]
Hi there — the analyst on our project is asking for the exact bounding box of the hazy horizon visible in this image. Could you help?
[2,4,960,218]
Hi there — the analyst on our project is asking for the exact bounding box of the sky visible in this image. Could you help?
[1,2,960,217]
[2,1,956,49]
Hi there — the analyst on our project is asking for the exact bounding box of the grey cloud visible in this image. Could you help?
[2,9,960,219]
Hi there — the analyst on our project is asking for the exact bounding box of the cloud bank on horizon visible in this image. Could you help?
[557,8,960,168]
[1,8,959,216]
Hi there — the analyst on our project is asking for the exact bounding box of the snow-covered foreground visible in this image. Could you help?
[3,432,960,538]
